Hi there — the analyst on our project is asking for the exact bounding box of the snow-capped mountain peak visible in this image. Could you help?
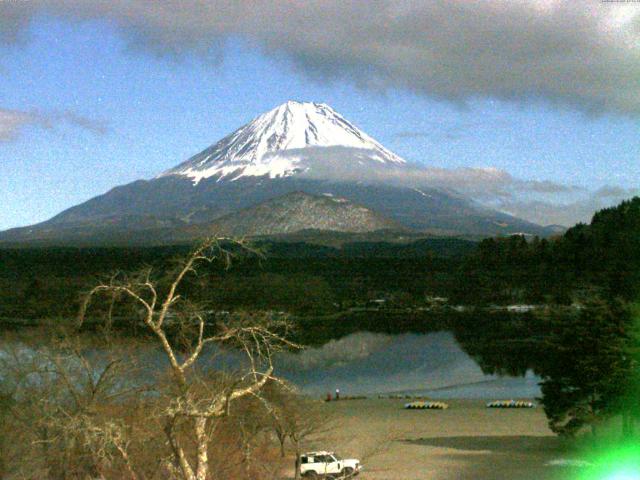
[161,101,406,184]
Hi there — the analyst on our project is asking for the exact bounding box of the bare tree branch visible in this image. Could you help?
[75,237,298,480]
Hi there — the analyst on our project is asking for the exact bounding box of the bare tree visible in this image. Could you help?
[79,238,297,480]
[262,383,335,480]
[0,329,146,479]
[263,383,400,480]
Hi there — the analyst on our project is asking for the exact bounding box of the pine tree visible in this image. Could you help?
[539,298,632,437]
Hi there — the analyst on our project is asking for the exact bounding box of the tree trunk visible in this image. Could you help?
[243,442,252,477]
[195,416,209,480]
[165,420,196,480]
[294,444,301,480]
[277,432,286,458]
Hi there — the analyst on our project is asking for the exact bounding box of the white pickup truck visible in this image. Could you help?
[300,451,362,478]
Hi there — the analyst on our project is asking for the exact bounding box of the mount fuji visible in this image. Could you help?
[161,101,405,184]
[0,101,555,245]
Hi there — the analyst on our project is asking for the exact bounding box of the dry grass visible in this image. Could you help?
[280,398,583,480]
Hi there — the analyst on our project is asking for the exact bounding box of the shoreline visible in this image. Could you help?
[299,398,578,480]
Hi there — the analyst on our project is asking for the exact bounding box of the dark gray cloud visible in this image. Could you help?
[0,3,31,44]
[1,1,639,115]
[0,107,109,142]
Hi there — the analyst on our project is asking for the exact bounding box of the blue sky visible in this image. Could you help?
[1,9,639,229]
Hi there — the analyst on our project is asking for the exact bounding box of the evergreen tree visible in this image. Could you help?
[620,302,640,437]
[539,299,633,437]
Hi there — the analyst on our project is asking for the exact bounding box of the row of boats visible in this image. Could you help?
[404,399,536,410]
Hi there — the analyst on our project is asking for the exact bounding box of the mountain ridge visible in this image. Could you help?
[0,101,559,244]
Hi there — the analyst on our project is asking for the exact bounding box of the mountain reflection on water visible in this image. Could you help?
[0,313,546,400]
[276,331,541,398]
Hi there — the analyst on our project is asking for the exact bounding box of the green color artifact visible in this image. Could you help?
[575,442,640,480]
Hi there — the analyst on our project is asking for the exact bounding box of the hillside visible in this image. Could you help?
[190,191,403,236]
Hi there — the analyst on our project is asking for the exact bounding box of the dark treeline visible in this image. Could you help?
[0,239,473,320]
[2,198,640,321]
[460,196,640,304]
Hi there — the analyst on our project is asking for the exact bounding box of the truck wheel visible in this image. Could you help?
[304,471,318,478]
[342,467,355,477]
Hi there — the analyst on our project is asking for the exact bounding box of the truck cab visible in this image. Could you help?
[300,451,361,478]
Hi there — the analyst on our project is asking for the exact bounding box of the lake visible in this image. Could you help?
[276,331,540,398]
[0,328,541,400]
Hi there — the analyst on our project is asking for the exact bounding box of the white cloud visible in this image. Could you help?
[273,146,580,200]
[498,187,640,226]
[256,146,625,226]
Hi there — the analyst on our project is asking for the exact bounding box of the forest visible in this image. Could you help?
[2,197,639,322]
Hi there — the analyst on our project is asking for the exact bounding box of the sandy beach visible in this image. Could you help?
[287,398,582,480]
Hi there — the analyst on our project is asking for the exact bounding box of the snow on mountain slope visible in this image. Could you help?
[161,101,406,184]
